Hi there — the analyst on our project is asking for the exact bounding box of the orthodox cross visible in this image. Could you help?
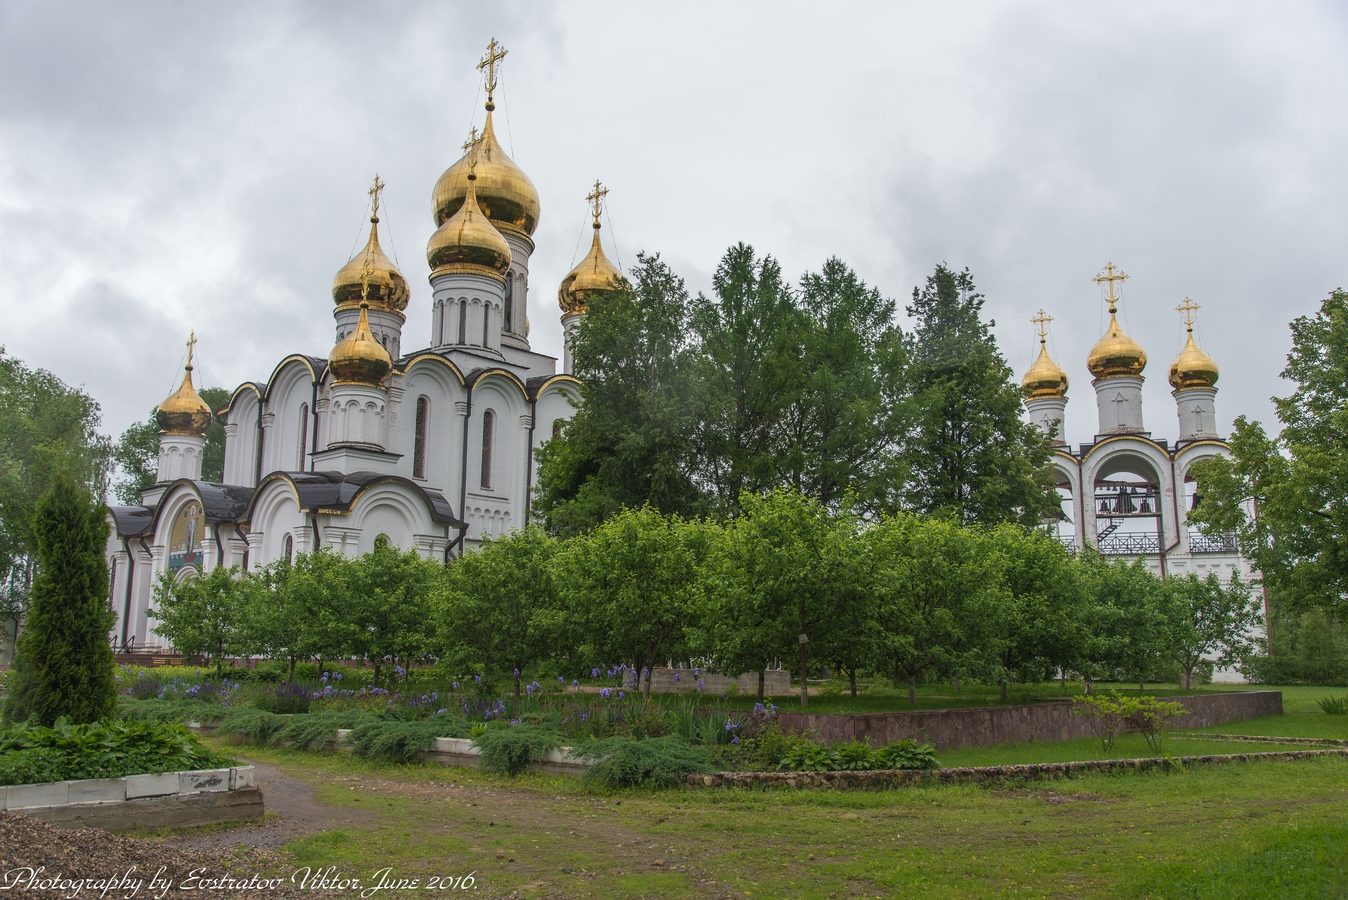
[368,173,385,221]
[462,126,481,172]
[360,257,375,304]
[1176,296,1200,332]
[478,38,507,104]
[587,179,609,227]
[1031,308,1053,344]
[1093,261,1128,313]
[185,331,198,370]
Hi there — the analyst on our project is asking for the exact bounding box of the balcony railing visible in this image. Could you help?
[1097,532,1160,555]
[1188,531,1238,554]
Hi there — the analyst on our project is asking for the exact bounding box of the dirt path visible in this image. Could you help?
[161,759,366,851]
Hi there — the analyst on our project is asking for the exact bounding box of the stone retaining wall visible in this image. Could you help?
[5,766,263,832]
[689,747,1348,789]
[774,691,1284,749]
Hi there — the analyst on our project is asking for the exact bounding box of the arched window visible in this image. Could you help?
[482,304,491,347]
[297,403,309,470]
[458,299,467,344]
[283,533,294,564]
[413,396,429,479]
[503,276,514,332]
[480,409,495,491]
[551,418,563,440]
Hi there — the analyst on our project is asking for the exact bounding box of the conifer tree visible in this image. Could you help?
[4,474,116,725]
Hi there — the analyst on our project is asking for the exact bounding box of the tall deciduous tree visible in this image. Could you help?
[248,549,351,679]
[112,386,230,504]
[1164,572,1261,689]
[152,566,250,675]
[345,535,440,682]
[441,526,563,697]
[535,254,705,535]
[1192,289,1348,620]
[902,265,1056,525]
[4,475,116,725]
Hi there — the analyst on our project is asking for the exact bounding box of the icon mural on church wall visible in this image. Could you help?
[168,501,202,573]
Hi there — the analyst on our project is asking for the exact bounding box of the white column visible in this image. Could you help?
[1174,387,1219,442]
[1094,376,1145,435]
[156,433,205,482]
[562,312,584,374]
[1024,396,1067,445]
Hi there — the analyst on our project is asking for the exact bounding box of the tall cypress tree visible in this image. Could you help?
[4,474,116,725]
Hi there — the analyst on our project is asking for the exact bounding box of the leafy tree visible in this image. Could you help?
[687,244,802,514]
[1077,554,1170,690]
[865,513,1001,706]
[535,254,706,535]
[152,566,251,675]
[344,536,440,681]
[1192,289,1348,619]
[784,257,911,513]
[552,506,708,696]
[248,550,352,678]
[4,475,116,725]
[0,349,111,651]
[112,386,229,504]
[901,265,1056,525]
[1164,572,1262,689]
[440,526,563,697]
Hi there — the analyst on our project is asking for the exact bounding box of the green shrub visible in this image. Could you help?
[579,736,714,789]
[1316,696,1348,715]
[348,718,459,763]
[778,742,840,772]
[254,682,312,714]
[216,708,286,743]
[834,740,878,771]
[271,710,376,751]
[0,719,233,785]
[876,739,939,770]
[1072,693,1187,754]
[118,698,229,726]
[472,725,565,776]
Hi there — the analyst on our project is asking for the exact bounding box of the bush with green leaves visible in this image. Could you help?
[118,698,229,726]
[834,739,878,771]
[1316,696,1348,715]
[1072,693,1187,754]
[270,710,375,751]
[348,717,468,763]
[778,742,841,772]
[579,736,714,789]
[0,719,233,785]
[472,724,565,776]
[215,708,287,744]
[876,739,939,770]
[254,682,312,714]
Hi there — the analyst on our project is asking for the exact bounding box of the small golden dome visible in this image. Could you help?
[329,301,392,385]
[333,176,409,312]
[1087,309,1147,379]
[559,184,625,315]
[157,335,212,436]
[1168,300,1219,390]
[1022,343,1068,399]
[432,110,540,238]
[426,172,512,280]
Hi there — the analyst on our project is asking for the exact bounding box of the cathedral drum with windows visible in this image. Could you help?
[1022,264,1261,681]
[105,41,627,651]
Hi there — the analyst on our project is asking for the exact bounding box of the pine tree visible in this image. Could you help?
[4,474,116,725]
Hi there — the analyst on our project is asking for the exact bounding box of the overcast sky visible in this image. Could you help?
[3,1,1345,450]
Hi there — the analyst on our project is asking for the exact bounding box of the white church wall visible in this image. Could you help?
[261,359,318,474]
[398,358,468,490]
[222,388,260,487]
[464,376,527,542]
[249,479,306,567]
[346,483,447,558]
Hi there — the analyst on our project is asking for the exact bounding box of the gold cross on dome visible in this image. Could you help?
[1093,261,1129,312]
[360,257,375,303]
[478,38,508,100]
[185,331,198,369]
[586,179,609,226]
[367,173,385,221]
[1176,296,1200,331]
[1031,309,1053,342]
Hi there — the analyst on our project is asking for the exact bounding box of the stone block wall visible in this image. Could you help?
[774,691,1284,750]
[648,667,792,696]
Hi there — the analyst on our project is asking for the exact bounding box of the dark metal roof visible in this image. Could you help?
[108,505,154,538]
[254,470,463,527]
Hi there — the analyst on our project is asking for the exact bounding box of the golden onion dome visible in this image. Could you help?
[1022,341,1068,399]
[432,109,540,238]
[332,214,409,313]
[426,172,512,280]
[1168,301,1219,390]
[156,335,212,436]
[559,207,625,315]
[329,301,392,385]
[1087,308,1147,379]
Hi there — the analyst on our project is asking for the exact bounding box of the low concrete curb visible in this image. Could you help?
[687,748,1348,789]
[3,766,263,832]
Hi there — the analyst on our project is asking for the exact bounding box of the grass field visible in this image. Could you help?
[196,683,1348,898]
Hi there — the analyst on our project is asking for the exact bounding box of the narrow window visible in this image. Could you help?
[413,396,429,479]
[283,533,294,564]
[458,299,467,344]
[504,277,514,332]
[480,409,495,490]
[297,403,309,470]
[551,418,563,440]
[482,303,491,346]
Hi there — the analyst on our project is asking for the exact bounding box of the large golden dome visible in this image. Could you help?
[1087,311,1147,379]
[157,335,212,436]
[426,171,512,280]
[1022,341,1068,399]
[1168,300,1219,390]
[432,110,539,238]
[559,223,624,315]
[329,301,393,385]
[333,177,409,312]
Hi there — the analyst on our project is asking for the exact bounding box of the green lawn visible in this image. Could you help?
[217,741,1348,898]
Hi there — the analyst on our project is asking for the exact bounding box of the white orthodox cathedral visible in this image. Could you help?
[104,43,1259,664]
[105,42,623,649]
